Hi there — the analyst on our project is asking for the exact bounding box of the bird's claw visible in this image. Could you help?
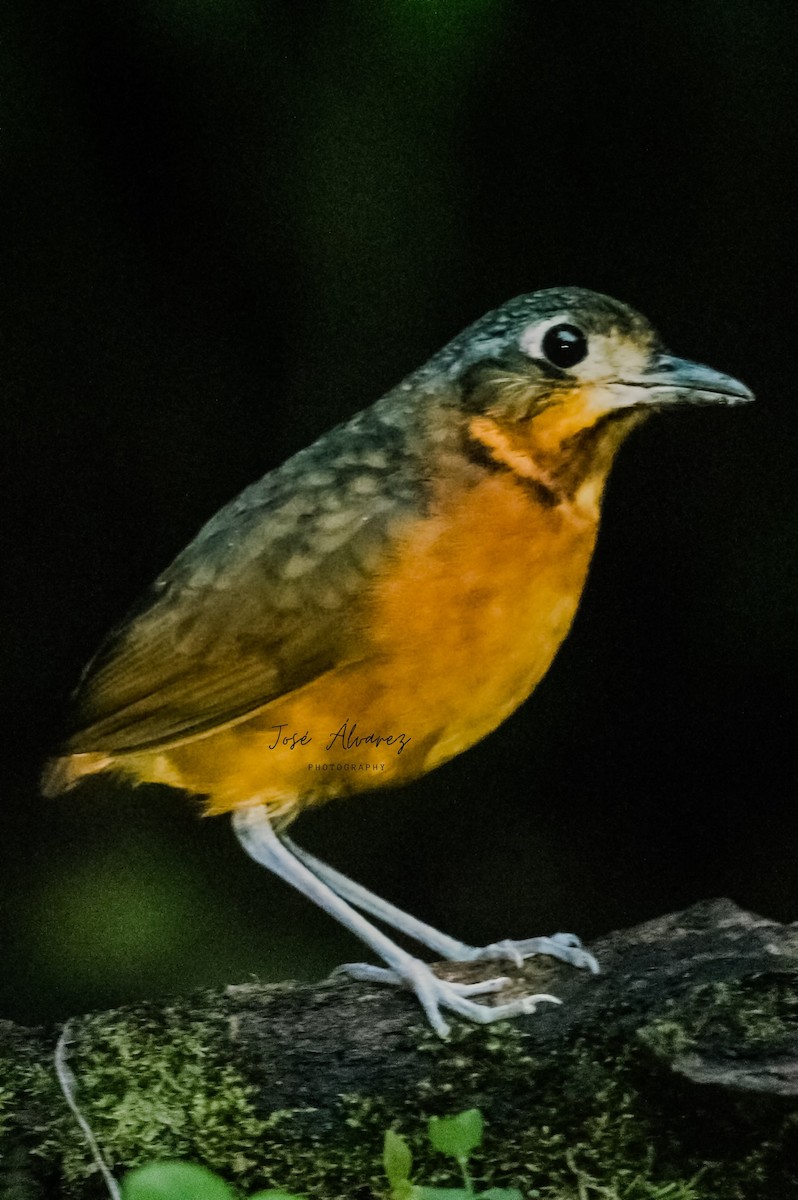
[334,959,560,1038]
[463,931,600,975]
[333,962,511,995]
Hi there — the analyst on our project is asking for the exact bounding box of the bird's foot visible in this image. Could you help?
[461,931,599,974]
[333,959,561,1038]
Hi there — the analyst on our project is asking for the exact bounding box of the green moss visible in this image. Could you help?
[56,1004,269,1191]
[376,1012,795,1200]
[244,1099,387,1198]
[8,975,798,1198]
[400,1024,671,1196]
[639,976,798,1062]
[184,1010,793,1200]
[0,1024,66,1198]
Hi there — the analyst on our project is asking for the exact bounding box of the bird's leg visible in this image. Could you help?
[232,807,560,1037]
[281,834,599,974]
[282,834,485,959]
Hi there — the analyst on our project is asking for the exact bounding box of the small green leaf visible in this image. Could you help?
[414,1189,472,1200]
[121,1161,234,1200]
[250,1192,307,1199]
[477,1189,523,1200]
[384,1129,413,1196]
[427,1110,484,1160]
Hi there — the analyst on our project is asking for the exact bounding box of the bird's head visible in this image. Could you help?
[437,287,753,508]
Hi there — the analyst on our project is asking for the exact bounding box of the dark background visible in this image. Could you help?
[2,2,796,1025]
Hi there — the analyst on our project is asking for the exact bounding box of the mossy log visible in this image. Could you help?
[2,898,798,1200]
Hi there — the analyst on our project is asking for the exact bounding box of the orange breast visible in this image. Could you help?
[122,471,599,818]
[360,471,598,774]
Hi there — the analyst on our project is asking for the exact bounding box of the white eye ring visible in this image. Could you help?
[519,315,580,361]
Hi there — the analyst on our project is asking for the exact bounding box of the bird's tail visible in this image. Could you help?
[41,752,112,797]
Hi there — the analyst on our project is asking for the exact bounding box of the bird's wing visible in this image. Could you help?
[62,428,419,755]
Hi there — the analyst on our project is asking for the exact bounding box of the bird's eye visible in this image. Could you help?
[541,323,588,369]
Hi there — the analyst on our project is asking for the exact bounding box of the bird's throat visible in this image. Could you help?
[467,406,647,512]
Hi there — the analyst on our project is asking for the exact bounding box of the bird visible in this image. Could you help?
[42,287,753,1037]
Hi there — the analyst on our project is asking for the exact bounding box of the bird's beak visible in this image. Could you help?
[608,353,755,411]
